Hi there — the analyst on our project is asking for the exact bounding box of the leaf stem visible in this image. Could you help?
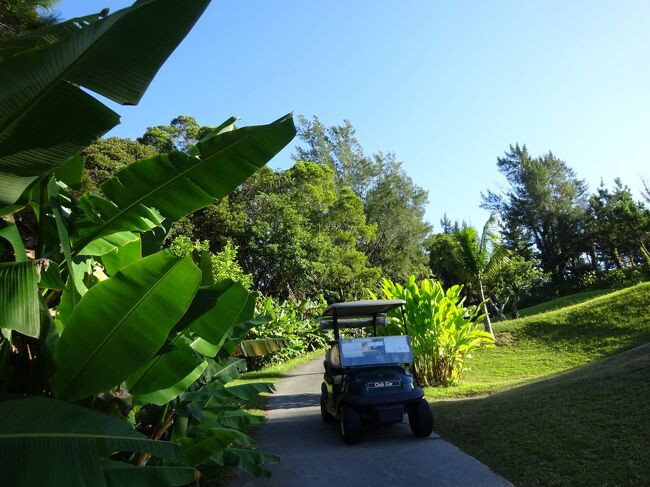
[36,178,47,258]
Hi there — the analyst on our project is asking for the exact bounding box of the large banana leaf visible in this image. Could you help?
[0,260,40,337]
[0,396,186,487]
[0,0,211,205]
[126,339,203,396]
[133,360,208,406]
[239,338,290,357]
[223,448,280,480]
[102,461,194,487]
[186,281,257,346]
[0,222,27,261]
[52,251,201,400]
[127,281,254,398]
[178,427,252,466]
[72,114,296,252]
[101,237,142,275]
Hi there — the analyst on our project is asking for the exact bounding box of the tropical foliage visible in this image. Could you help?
[370,277,495,386]
[0,1,296,485]
[245,296,328,368]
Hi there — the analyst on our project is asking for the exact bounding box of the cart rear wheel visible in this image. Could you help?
[320,393,335,423]
[408,398,433,438]
[339,404,362,444]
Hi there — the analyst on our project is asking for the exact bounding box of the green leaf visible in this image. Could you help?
[0,0,211,204]
[48,179,75,290]
[38,261,65,290]
[239,338,289,357]
[0,396,185,487]
[0,260,40,337]
[132,359,208,406]
[198,357,246,386]
[73,114,296,252]
[79,230,142,257]
[102,460,194,487]
[54,155,85,189]
[179,428,248,465]
[0,83,118,204]
[52,251,201,400]
[101,237,142,275]
[126,339,202,395]
[207,409,266,430]
[186,281,257,346]
[223,382,274,402]
[223,448,280,479]
[0,222,26,261]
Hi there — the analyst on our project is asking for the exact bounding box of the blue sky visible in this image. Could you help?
[58,0,650,230]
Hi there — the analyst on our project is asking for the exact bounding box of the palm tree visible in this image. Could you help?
[449,215,508,338]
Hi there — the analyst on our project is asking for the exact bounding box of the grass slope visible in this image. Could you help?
[426,282,650,399]
[515,289,613,318]
[428,281,650,486]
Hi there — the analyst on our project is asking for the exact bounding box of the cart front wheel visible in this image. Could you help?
[339,404,362,444]
[408,398,433,438]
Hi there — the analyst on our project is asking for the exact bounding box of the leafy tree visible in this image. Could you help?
[177,162,380,301]
[0,0,58,38]
[425,232,462,289]
[482,144,589,284]
[587,179,650,269]
[294,116,431,281]
[293,115,377,198]
[446,216,509,337]
[81,137,158,193]
[484,255,548,319]
[642,177,650,204]
[138,115,213,153]
[364,158,431,281]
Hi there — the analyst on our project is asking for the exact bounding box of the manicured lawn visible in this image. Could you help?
[427,282,650,486]
[514,288,613,318]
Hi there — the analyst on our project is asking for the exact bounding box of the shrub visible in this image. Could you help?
[245,296,328,369]
[370,276,495,386]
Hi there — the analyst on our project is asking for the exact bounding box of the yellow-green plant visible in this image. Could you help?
[370,276,495,386]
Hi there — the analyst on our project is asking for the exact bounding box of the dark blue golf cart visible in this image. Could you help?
[319,300,433,444]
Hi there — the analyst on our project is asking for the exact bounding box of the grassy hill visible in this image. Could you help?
[428,282,650,486]
[514,288,612,318]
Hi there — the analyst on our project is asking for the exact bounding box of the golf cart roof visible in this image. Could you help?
[322,300,406,317]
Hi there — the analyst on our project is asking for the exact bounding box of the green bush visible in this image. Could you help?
[246,296,328,368]
[371,276,494,386]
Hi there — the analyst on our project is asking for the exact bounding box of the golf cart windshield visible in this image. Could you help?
[339,336,413,367]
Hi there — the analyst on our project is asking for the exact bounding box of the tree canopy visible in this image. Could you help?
[294,115,431,281]
[0,0,58,38]
[482,144,589,283]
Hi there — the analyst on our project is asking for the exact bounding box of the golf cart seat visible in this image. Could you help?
[324,343,343,384]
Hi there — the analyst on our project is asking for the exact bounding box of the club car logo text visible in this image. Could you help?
[367,380,400,390]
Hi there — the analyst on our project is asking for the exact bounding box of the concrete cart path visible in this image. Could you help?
[227,358,513,487]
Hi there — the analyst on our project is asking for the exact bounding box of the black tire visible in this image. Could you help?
[408,398,433,438]
[320,393,335,423]
[339,404,362,444]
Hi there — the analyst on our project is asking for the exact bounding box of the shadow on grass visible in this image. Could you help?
[431,343,650,487]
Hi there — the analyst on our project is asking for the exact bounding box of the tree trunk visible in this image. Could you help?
[612,247,624,269]
[478,280,494,338]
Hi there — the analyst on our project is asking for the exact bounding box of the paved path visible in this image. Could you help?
[228,358,512,487]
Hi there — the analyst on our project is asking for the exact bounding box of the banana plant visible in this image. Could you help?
[0,1,296,485]
[370,276,495,386]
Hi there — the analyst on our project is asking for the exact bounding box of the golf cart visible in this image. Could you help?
[319,300,433,444]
